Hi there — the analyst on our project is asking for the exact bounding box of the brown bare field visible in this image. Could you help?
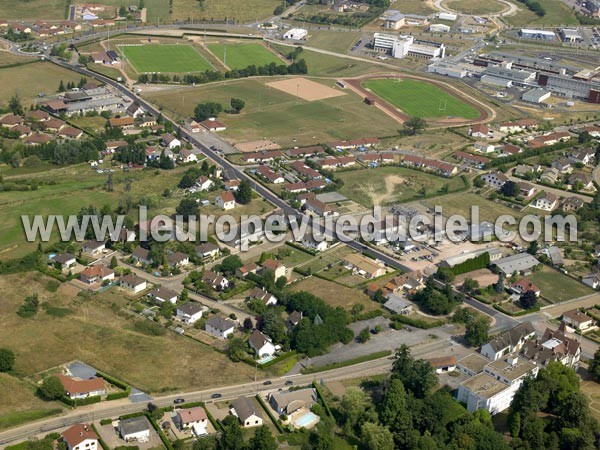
[0,373,62,425]
[266,77,346,101]
[0,272,254,392]
[235,140,281,153]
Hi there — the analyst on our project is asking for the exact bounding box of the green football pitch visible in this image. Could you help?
[207,43,283,70]
[121,44,213,73]
[362,78,480,119]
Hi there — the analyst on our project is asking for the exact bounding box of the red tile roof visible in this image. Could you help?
[61,424,98,447]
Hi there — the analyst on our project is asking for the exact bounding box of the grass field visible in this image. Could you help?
[444,0,506,14]
[172,0,280,21]
[505,0,579,26]
[0,61,81,106]
[337,166,468,208]
[386,0,436,15]
[363,78,480,120]
[144,0,172,21]
[121,44,213,73]
[145,77,401,147]
[208,42,283,70]
[0,54,37,68]
[307,31,363,54]
[0,272,256,391]
[0,0,66,19]
[528,267,594,303]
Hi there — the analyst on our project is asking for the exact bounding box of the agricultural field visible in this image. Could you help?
[504,0,578,26]
[172,0,280,21]
[0,61,81,106]
[0,0,66,19]
[337,166,468,208]
[0,54,37,68]
[207,42,283,70]
[362,78,480,120]
[386,0,436,15]
[144,77,401,147]
[444,0,506,14]
[121,44,213,73]
[528,267,594,303]
[0,272,256,392]
[289,276,381,313]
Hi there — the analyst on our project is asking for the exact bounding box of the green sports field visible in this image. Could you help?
[121,44,212,73]
[362,78,480,120]
[208,43,283,70]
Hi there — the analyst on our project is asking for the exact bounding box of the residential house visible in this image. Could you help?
[288,160,322,180]
[551,158,572,174]
[148,287,178,305]
[286,145,324,158]
[529,131,571,148]
[241,151,284,163]
[82,240,105,255]
[108,117,135,129]
[473,142,496,154]
[401,155,458,177]
[562,309,594,331]
[455,151,491,168]
[119,416,151,443]
[531,192,559,211]
[200,117,226,132]
[54,253,76,269]
[236,263,258,278]
[498,119,538,133]
[298,229,329,252]
[343,253,386,279]
[42,118,66,132]
[205,316,236,339]
[583,273,600,289]
[287,311,302,329]
[540,167,560,184]
[383,294,414,315]
[268,388,317,415]
[216,191,236,210]
[520,325,581,369]
[516,181,535,198]
[230,397,263,428]
[562,196,584,211]
[256,165,285,184]
[510,278,541,297]
[131,247,152,265]
[482,171,508,189]
[426,356,457,374]
[225,179,241,191]
[61,424,98,450]
[248,329,277,358]
[12,124,31,138]
[79,265,115,284]
[0,114,24,128]
[186,119,202,133]
[120,274,147,293]
[480,322,536,360]
[469,124,491,139]
[247,286,278,306]
[26,109,50,121]
[176,407,208,435]
[569,148,596,165]
[568,172,593,189]
[500,144,523,156]
[167,252,189,268]
[304,197,337,217]
[261,259,287,280]
[196,175,214,191]
[179,149,198,163]
[126,103,145,118]
[195,242,220,259]
[176,303,205,324]
[57,374,106,400]
[162,133,181,150]
[202,270,229,290]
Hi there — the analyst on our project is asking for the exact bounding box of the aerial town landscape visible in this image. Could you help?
[2,0,600,449]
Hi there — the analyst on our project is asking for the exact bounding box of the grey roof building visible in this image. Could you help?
[493,253,540,275]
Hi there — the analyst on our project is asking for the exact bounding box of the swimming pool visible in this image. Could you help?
[257,355,275,365]
[293,411,320,429]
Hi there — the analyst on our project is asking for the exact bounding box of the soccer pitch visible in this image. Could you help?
[362,78,480,119]
[121,44,213,73]
[208,43,283,70]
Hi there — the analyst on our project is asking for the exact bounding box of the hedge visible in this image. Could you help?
[493,303,540,316]
[147,413,174,450]
[107,391,130,401]
[205,406,223,432]
[91,423,110,450]
[61,395,101,407]
[258,350,297,369]
[96,371,130,390]
[285,240,318,256]
[179,401,204,409]
[119,411,145,421]
[312,382,333,418]
[255,394,284,433]
[99,418,113,426]
[443,252,490,277]
[390,314,445,329]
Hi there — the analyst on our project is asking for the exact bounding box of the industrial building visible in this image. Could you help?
[429,23,450,33]
[380,9,430,29]
[519,28,557,40]
[373,33,445,59]
[438,12,457,21]
[522,88,551,104]
[558,28,583,43]
[283,28,307,40]
[482,62,537,88]
[428,61,467,78]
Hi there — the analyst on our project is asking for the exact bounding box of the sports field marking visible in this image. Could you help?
[362,78,480,120]
[120,44,212,73]
[207,43,283,70]
[266,77,345,101]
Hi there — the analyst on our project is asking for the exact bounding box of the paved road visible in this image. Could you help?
[506,174,593,204]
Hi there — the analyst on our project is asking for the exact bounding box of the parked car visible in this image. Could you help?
[174,398,185,404]
[285,380,293,386]
[263,380,272,385]
[211,393,222,399]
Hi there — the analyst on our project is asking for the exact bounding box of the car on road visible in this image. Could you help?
[263,380,272,385]
[174,398,185,404]
[285,380,293,386]
[211,393,222,399]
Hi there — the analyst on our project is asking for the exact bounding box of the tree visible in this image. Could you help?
[235,180,252,204]
[9,94,23,115]
[176,198,198,220]
[218,415,244,450]
[275,276,287,290]
[220,255,243,275]
[462,277,479,293]
[340,387,367,431]
[391,345,437,398]
[243,317,253,330]
[194,102,223,121]
[403,116,427,136]
[465,316,490,347]
[361,422,395,450]
[230,98,245,113]
[527,240,539,255]
[494,272,505,293]
[473,176,485,188]
[0,348,15,372]
[109,256,118,269]
[39,376,65,400]
[226,337,248,362]
[58,80,65,92]
[378,378,407,427]
[500,180,519,197]
[519,290,538,309]
[373,288,385,303]
[358,327,371,343]
[248,425,277,450]
[589,348,600,382]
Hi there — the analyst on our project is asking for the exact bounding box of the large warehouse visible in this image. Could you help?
[283,28,308,40]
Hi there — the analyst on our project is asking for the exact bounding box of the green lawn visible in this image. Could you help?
[362,78,480,120]
[528,267,594,303]
[505,0,579,26]
[173,0,279,21]
[0,0,66,19]
[444,0,506,14]
[121,44,213,73]
[207,43,282,69]
[337,166,468,208]
[145,0,172,21]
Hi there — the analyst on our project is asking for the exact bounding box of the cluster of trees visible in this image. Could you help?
[516,0,546,17]
[191,417,277,450]
[411,279,463,315]
[17,293,40,318]
[192,97,247,121]
[3,27,31,42]
[178,161,213,188]
[139,60,308,86]
[452,307,490,346]
[58,78,88,93]
[0,348,15,372]
[438,252,491,279]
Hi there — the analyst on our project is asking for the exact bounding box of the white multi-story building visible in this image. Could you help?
[373,33,445,59]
